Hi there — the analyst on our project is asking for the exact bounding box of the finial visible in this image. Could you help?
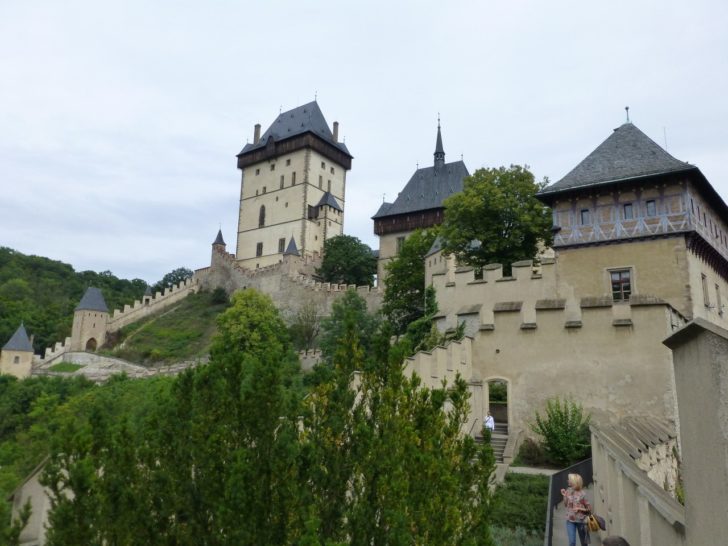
[437,112,441,129]
[461,153,463,161]
[625,106,630,123]
[314,90,317,101]
[279,105,282,114]
[416,162,419,169]
[382,193,386,203]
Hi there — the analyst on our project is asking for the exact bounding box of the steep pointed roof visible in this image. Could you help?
[238,101,351,157]
[434,121,445,168]
[213,229,225,246]
[372,160,470,219]
[315,191,343,212]
[3,323,33,352]
[539,122,695,198]
[283,237,300,256]
[75,287,109,313]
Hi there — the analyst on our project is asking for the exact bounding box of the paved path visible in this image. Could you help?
[552,484,601,546]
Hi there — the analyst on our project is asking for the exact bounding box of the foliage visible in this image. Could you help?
[490,526,543,546]
[210,286,229,305]
[104,290,228,365]
[530,398,591,466]
[490,473,549,534]
[512,437,549,467]
[151,267,193,293]
[489,381,507,403]
[317,235,377,287]
[289,299,321,351]
[382,228,438,334]
[0,247,147,354]
[47,362,84,373]
[440,166,553,273]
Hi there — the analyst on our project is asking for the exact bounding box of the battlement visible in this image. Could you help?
[32,336,73,367]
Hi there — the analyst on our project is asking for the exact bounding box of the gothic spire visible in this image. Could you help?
[434,115,445,169]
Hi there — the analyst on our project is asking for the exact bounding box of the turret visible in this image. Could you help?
[0,323,34,378]
[70,287,109,352]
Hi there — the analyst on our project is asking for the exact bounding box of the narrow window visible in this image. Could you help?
[278,238,286,253]
[13,356,19,364]
[286,158,291,166]
[702,274,710,307]
[330,167,335,174]
[646,200,656,217]
[327,179,332,192]
[580,209,591,225]
[256,242,263,257]
[280,175,284,189]
[292,171,296,184]
[259,205,266,227]
[396,236,406,255]
[623,203,634,220]
[318,175,323,189]
[262,186,267,194]
[610,269,632,302]
[690,198,694,214]
[270,164,275,171]
[321,161,325,169]
[703,212,707,225]
[255,168,260,176]
[717,284,723,315]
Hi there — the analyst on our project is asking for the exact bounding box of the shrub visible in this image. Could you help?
[210,287,229,305]
[530,398,591,467]
[490,526,543,546]
[490,473,548,534]
[513,437,548,467]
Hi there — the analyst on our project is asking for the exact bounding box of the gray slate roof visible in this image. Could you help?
[213,229,225,246]
[75,287,109,313]
[540,123,694,197]
[316,191,343,212]
[284,237,300,256]
[426,235,443,257]
[372,160,470,218]
[239,101,351,157]
[3,323,33,352]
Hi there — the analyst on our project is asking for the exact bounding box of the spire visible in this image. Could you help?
[213,229,226,246]
[284,237,300,256]
[3,323,33,352]
[434,115,445,169]
[75,287,109,313]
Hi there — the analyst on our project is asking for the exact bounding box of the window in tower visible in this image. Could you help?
[580,209,591,225]
[319,175,323,189]
[262,186,267,194]
[259,205,266,227]
[645,200,656,217]
[286,158,291,166]
[292,172,296,185]
[280,175,284,189]
[321,161,325,169]
[623,203,634,220]
[327,180,331,192]
[330,167,335,174]
[255,168,260,175]
[256,242,263,257]
[270,164,275,171]
[702,274,710,307]
[278,238,285,253]
[610,269,632,302]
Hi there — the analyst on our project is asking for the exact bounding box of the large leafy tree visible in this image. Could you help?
[152,267,194,293]
[317,235,377,287]
[440,166,553,271]
[382,228,438,335]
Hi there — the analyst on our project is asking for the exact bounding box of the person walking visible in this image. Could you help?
[560,473,591,546]
[484,411,495,432]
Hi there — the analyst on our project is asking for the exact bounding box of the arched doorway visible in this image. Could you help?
[486,379,509,434]
[85,338,97,351]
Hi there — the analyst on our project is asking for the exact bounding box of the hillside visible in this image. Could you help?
[101,290,229,365]
[0,247,148,353]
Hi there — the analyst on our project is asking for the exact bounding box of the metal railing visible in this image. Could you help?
[544,458,593,546]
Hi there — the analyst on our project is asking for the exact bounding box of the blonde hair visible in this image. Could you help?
[568,473,583,490]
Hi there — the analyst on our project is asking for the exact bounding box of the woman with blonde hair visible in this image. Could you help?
[560,473,591,546]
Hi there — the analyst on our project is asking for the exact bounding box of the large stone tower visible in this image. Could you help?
[235,102,353,269]
[70,287,109,351]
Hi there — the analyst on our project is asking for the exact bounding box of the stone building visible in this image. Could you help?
[235,101,352,269]
[0,323,34,378]
[372,121,469,284]
[70,287,109,352]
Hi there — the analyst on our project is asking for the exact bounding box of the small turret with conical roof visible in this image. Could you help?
[71,287,109,352]
[1,323,34,378]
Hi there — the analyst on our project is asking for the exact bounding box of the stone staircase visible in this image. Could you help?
[476,423,509,463]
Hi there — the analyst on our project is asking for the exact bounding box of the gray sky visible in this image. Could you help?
[2,0,727,284]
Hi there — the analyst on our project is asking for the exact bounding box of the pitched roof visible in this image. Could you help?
[425,235,444,257]
[213,229,225,246]
[3,323,33,352]
[372,160,470,218]
[373,201,393,218]
[75,287,109,313]
[283,237,300,256]
[539,122,694,197]
[238,101,351,157]
[316,191,343,212]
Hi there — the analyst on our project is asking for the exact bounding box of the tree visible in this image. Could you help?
[317,235,377,287]
[530,398,591,466]
[289,299,321,351]
[440,166,553,272]
[382,228,438,335]
[152,267,193,293]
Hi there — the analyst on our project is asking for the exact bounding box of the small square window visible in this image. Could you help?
[580,209,591,225]
[623,203,633,220]
[286,159,291,166]
[13,356,20,364]
[610,269,632,302]
[278,238,286,253]
[646,200,656,217]
[330,167,335,174]
[256,242,263,257]
[255,168,260,176]
[270,164,275,171]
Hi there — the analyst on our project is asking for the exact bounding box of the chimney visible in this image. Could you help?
[254,123,261,144]
[332,121,339,142]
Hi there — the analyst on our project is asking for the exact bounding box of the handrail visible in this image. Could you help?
[544,458,593,546]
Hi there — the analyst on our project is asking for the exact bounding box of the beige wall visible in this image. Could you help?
[237,148,347,269]
[0,349,33,379]
[10,464,50,545]
[377,229,415,284]
[70,310,108,352]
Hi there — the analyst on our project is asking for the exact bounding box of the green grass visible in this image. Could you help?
[48,362,84,373]
[101,291,228,365]
[490,473,549,536]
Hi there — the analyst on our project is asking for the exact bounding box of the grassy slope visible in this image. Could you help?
[102,291,228,365]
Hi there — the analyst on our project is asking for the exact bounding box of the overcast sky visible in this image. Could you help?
[2,0,727,283]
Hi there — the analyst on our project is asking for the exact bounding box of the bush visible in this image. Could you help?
[490,473,548,534]
[210,287,229,305]
[530,398,591,467]
[513,437,548,467]
[490,526,543,546]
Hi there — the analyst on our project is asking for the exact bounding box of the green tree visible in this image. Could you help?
[152,267,194,293]
[382,228,438,335]
[440,166,553,272]
[289,299,321,351]
[530,398,591,466]
[317,235,377,287]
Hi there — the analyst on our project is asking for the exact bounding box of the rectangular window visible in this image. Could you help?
[270,164,275,171]
[292,171,296,184]
[623,203,634,220]
[580,209,591,225]
[610,269,632,302]
[646,200,656,217]
[278,238,285,253]
[318,175,323,188]
[330,167,335,174]
[327,180,331,192]
[691,198,694,214]
[280,175,284,189]
[256,242,263,257]
[717,284,723,315]
[702,274,710,307]
[286,158,291,166]
[262,186,266,194]
[255,168,260,175]
[396,236,406,255]
[321,161,325,169]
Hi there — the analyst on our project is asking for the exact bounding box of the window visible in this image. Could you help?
[580,209,591,225]
[292,172,296,184]
[286,158,291,166]
[262,186,266,194]
[327,179,331,192]
[717,284,723,315]
[255,168,260,176]
[270,164,275,171]
[318,175,323,188]
[396,236,406,255]
[321,161,325,169]
[610,269,632,302]
[13,356,19,364]
[256,242,263,257]
[646,200,656,217]
[330,167,335,174]
[280,175,284,189]
[702,274,710,307]
[691,198,695,214]
[259,205,266,227]
[623,203,634,220]
[278,238,286,253]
